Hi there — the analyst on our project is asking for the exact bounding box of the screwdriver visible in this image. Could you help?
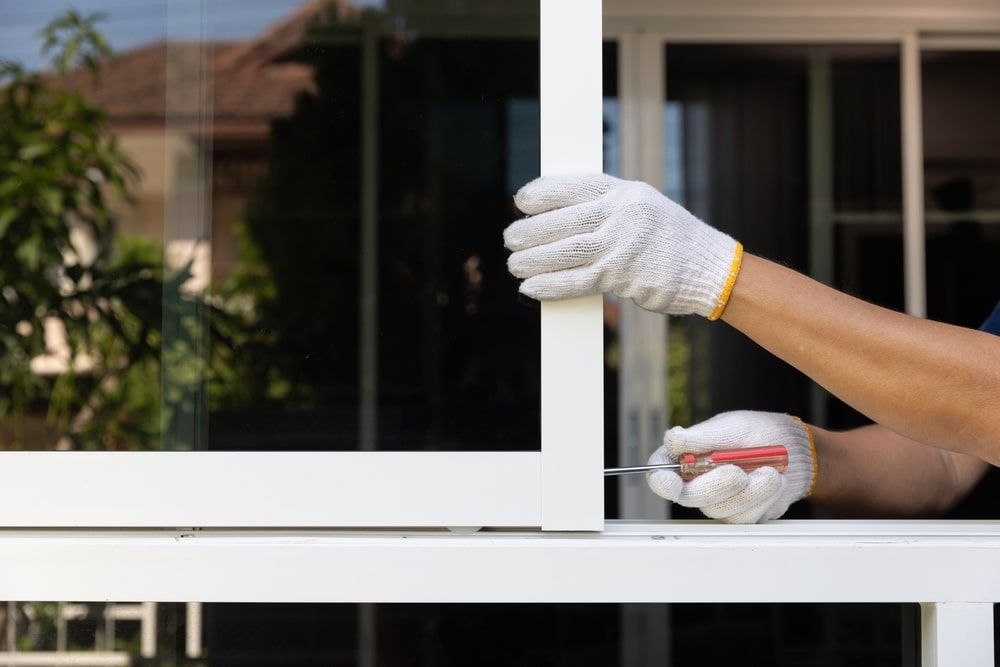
[604,445,788,481]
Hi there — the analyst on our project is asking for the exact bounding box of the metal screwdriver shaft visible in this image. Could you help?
[604,463,683,476]
[604,445,789,481]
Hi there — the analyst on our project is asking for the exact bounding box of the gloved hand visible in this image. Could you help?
[504,173,743,318]
[646,411,819,523]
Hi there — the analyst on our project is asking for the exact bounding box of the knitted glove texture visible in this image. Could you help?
[504,173,741,317]
[646,411,818,524]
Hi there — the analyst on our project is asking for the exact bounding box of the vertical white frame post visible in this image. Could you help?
[617,32,668,522]
[185,602,202,658]
[920,603,995,667]
[807,53,834,427]
[539,0,605,530]
[901,31,927,318]
[617,31,670,667]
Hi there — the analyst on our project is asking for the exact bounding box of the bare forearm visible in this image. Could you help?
[722,254,1000,465]
[808,424,988,517]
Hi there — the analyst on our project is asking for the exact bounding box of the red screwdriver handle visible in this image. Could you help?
[677,445,789,481]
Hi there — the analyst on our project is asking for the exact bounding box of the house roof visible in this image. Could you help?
[54,0,359,134]
[216,0,360,71]
[57,41,311,124]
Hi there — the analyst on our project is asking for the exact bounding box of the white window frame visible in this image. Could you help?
[604,4,1000,662]
[3,2,1000,665]
[0,0,605,532]
[2,522,1000,665]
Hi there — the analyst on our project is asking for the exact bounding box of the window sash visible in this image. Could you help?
[0,0,606,531]
[0,452,541,527]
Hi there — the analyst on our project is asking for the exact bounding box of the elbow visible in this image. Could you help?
[932,389,1000,467]
[929,489,964,518]
[932,450,986,517]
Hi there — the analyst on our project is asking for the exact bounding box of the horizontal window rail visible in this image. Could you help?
[0,452,541,527]
[2,521,996,664]
[1,521,999,603]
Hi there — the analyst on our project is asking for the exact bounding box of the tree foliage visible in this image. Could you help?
[0,11,200,449]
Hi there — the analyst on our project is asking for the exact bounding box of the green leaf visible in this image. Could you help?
[19,142,52,160]
[15,236,42,271]
[0,179,20,197]
[40,187,62,214]
[0,208,17,237]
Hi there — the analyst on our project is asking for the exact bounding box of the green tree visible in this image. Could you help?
[0,11,202,450]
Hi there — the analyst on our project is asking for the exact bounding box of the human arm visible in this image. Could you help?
[722,254,1000,466]
[809,421,990,517]
[504,173,1000,466]
[645,411,989,522]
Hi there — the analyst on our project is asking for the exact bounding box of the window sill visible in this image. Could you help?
[2,520,999,602]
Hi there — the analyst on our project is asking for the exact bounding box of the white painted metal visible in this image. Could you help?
[618,34,641,179]
[921,34,1000,51]
[2,10,998,665]
[185,602,202,658]
[0,653,130,666]
[616,31,669,523]
[807,54,834,427]
[2,522,1000,603]
[104,604,146,622]
[604,0,1000,37]
[13,601,153,660]
[901,32,928,318]
[920,603,995,667]
[357,602,375,667]
[539,0,605,531]
[7,1,993,548]
[606,19,907,42]
[604,0,1000,19]
[138,603,156,659]
[0,452,541,527]
[102,604,114,653]
[55,602,68,651]
[807,55,835,292]
[636,12,997,659]
[636,34,666,191]
[616,32,671,667]
[2,0,606,534]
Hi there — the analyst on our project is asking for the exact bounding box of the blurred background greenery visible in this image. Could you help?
[0,11,252,450]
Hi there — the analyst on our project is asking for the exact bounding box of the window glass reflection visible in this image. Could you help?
[0,1,540,452]
[0,601,913,666]
[923,49,1000,520]
[663,44,902,442]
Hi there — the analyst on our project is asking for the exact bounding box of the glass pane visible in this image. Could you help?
[923,50,1000,327]
[0,1,540,452]
[663,44,903,473]
[0,601,913,666]
[600,41,626,518]
[922,49,1000,520]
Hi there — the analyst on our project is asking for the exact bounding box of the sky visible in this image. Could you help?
[0,0,382,71]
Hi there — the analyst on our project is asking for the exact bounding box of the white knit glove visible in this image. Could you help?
[646,411,818,523]
[504,173,743,318]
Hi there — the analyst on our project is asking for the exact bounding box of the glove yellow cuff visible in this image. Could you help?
[792,415,820,497]
[707,241,743,321]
